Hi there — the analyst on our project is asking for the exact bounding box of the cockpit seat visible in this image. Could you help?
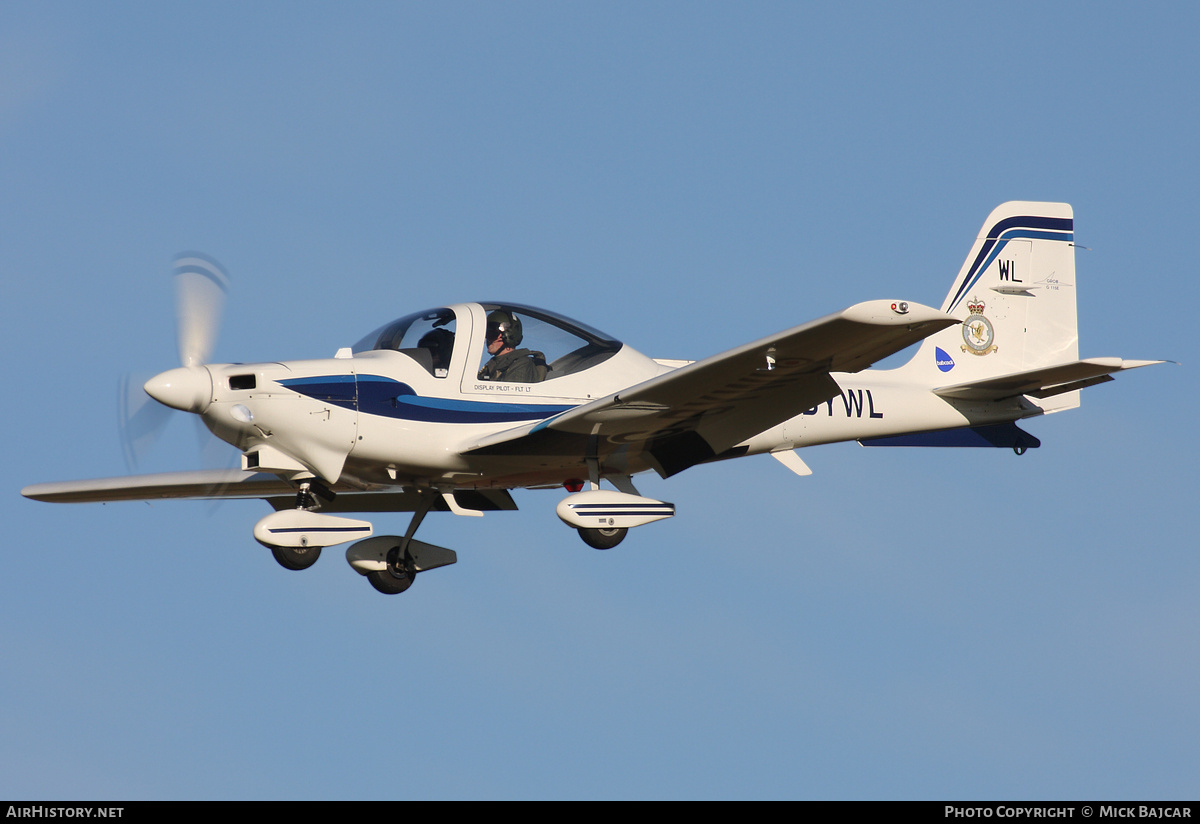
[397,347,434,374]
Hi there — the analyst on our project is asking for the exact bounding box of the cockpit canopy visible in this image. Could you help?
[352,308,458,376]
[352,303,623,382]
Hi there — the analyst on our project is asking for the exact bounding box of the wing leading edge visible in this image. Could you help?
[21,469,296,504]
[21,469,518,513]
[466,299,958,476]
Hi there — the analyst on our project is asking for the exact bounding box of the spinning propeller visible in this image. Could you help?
[118,254,230,471]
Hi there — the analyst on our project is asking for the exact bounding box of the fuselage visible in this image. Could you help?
[151,301,1032,492]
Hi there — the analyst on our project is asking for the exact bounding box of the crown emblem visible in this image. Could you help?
[961,296,997,356]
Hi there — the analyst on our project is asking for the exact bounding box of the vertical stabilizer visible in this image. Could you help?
[899,202,1080,412]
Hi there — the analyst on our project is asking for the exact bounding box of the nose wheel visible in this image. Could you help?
[366,546,416,594]
[361,489,437,595]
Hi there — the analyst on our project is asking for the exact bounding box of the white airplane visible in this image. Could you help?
[22,202,1163,595]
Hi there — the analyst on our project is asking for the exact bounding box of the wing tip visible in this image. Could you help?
[841,300,957,329]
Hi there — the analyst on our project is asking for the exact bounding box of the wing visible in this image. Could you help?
[21,469,517,512]
[465,300,958,476]
[22,469,295,503]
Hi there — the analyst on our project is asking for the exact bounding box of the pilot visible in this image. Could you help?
[418,328,455,377]
[478,310,547,383]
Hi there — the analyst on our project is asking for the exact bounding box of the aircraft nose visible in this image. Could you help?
[144,366,213,413]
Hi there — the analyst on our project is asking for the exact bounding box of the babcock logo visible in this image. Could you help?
[935,347,955,372]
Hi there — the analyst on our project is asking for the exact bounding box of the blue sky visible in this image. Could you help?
[3,1,1196,799]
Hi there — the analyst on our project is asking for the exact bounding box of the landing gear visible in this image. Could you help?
[366,546,416,594]
[578,526,628,550]
[558,482,672,550]
[360,489,436,595]
[271,544,322,571]
[257,480,344,571]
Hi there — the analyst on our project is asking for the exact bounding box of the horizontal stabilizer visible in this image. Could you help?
[933,358,1164,401]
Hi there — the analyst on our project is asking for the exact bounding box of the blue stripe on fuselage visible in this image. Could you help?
[279,375,574,424]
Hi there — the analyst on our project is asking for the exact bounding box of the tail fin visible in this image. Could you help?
[901,201,1080,412]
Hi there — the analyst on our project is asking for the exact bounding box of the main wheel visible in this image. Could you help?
[578,526,628,550]
[271,545,322,571]
[366,546,416,595]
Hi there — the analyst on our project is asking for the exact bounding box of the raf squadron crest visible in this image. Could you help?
[961,297,997,355]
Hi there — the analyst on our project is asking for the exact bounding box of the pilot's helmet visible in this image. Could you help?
[486,310,523,348]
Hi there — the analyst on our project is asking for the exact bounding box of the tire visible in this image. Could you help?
[578,526,628,550]
[271,545,322,571]
[366,547,416,594]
